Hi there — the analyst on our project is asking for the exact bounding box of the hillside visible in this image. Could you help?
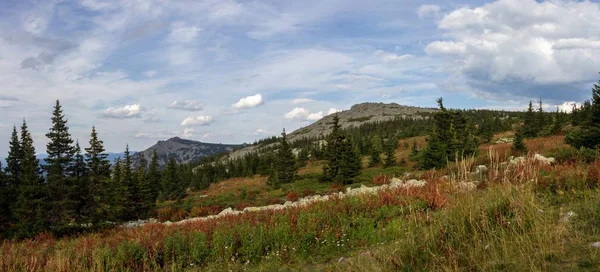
[227,102,437,160]
[131,137,243,168]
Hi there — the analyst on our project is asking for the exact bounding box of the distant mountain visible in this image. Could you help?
[227,102,437,160]
[131,137,244,169]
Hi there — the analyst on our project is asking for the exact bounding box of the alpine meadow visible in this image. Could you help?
[2,0,600,271]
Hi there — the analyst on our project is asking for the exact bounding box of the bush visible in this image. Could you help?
[286,191,299,202]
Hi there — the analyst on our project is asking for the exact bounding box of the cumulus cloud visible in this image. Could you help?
[180,115,213,126]
[374,50,414,63]
[417,4,441,19]
[169,100,204,111]
[100,104,143,119]
[284,107,324,121]
[231,94,263,110]
[328,108,341,115]
[427,0,600,101]
[183,128,194,137]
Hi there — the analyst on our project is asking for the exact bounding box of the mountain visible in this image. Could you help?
[227,102,438,160]
[131,137,244,168]
[1,152,127,166]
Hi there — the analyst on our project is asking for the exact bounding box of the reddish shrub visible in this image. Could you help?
[301,189,315,197]
[328,183,345,193]
[373,175,390,185]
[286,191,299,202]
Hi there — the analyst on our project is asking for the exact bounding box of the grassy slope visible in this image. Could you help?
[2,134,600,271]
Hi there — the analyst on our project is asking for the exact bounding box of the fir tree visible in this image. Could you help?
[161,157,184,200]
[368,148,381,167]
[5,126,21,216]
[72,141,88,223]
[322,115,344,182]
[135,160,153,217]
[273,129,296,185]
[84,126,111,223]
[0,162,8,235]
[523,101,537,138]
[566,77,600,150]
[121,145,139,220]
[13,120,46,238]
[337,138,361,184]
[512,129,528,155]
[147,150,161,202]
[44,100,77,227]
[384,139,397,168]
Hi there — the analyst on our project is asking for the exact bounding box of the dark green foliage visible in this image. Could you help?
[566,77,600,150]
[44,100,77,227]
[523,101,537,138]
[384,139,397,168]
[84,126,111,223]
[269,129,296,186]
[161,157,185,201]
[0,162,8,235]
[322,115,362,183]
[478,112,495,143]
[72,142,88,222]
[368,148,381,168]
[4,126,21,224]
[12,120,46,238]
[338,138,362,184]
[512,129,528,155]
[418,98,478,169]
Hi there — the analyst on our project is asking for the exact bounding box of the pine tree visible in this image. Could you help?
[368,148,381,167]
[566,76,600,150]
[537,99,546,133]
[523,101,537,138]
[13,120,46,238]
[0,162,8,236]
[337,138,361,184]
[135,161,153,218]
[384,139,397,168]
[72,141,88,223]
[84,126,111,223]
[273,129,296,185]
[147,150,161,202]
[121,145,139,220]
[5,126,21,218]
[512,128,528,155]
[110,159,125,221]
[161,157,184,200]
[322,115,344,182]
[44,100,77,227]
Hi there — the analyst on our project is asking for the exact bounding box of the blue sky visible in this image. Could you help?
[0,0,599,155]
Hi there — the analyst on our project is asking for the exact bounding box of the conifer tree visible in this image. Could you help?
[523,101,537,138]
[537,99,546,133]
[566,76,600,149]
[368,148,381,167]
[384,139,397,168]
[121,145,139,220]
[273,129,296,185]
[147,150,161,202]
[161,157,184,200]
[512,129,528,155]
[72,141,88,223]
[135,160,153,217]
[84,126,111,223]
[44,100,77,227]
[110,158,125,220]
[0,162,8,235]
[337,138,361,184]
[5,126,21,214]
[322,115,344,182]
[13,120,46,238]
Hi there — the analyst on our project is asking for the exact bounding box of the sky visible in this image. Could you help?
[0,0,599,155]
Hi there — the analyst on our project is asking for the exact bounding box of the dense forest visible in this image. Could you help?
[1,83,594,239]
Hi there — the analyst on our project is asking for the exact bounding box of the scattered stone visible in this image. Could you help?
[591,242,600,248]
[495,137,514,144]
[338,257,346,263]
[476,165,488,174]
[534,154,556,165]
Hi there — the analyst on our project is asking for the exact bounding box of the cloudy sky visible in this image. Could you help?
[0,0,599,155]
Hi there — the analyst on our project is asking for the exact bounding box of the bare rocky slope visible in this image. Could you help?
[226,102,437,160]
[131,137,244,168]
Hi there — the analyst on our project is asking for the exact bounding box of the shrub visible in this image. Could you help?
[286,191,299,202]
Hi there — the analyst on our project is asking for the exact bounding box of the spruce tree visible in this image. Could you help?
[72,141,88,223]
[384,139,397,168]
[523,101,537,138]
[13,120,46,238]
[135,161,153,218]
[322,115,344,182]
[368,148,381,167]
[110,158,125,220]
[5,126,21,215]
[121,145,139,220]
[565,78,600,150]
[147,150,161,202]
[274,129,296,185]
[337,138,361,184]
[0,162,8,236]
[84,126,111,223]
[512,129,528,155]
[44,100,77,227]
[161,157,184,200]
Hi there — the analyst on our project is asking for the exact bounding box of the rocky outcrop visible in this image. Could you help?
[132,137,244,168]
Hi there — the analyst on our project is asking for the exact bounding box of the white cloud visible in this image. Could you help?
[292,98,315,104]
[100,104,143,119]
[135,131,177,139]
[231,94,263,110]
[183,128,194,137]
[180,115,213,126]
[253,128,270,135]
[328,108,341,115]
[374,50,414,63]
[167,21,202,43]
[427,0,600,100]
[417,4,441,19]
[23,16,48,35]
[284,107,325,121]
[169,100,204,111]
[143,70,157,77]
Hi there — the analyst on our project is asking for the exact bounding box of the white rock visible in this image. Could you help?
[591,242,600,248]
